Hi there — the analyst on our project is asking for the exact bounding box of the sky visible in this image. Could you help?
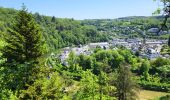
[0,0,160,20]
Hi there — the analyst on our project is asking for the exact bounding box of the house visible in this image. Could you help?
[148,28,159,33]
[147,53,161,60]
[89,42,109,49]
[147,48,157,54]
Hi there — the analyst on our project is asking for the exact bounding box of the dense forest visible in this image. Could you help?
[0,7,110,52]
[0,5,170,100]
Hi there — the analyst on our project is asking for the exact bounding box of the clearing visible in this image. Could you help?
[139,90,170,100]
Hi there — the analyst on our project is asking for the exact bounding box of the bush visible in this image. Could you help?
[159,95,170,100]
[138,81,170,92]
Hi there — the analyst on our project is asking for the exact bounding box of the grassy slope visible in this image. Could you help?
[139,90,170,100]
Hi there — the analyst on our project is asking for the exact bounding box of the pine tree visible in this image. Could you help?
[1,5,46,91]
[2,5,45,65]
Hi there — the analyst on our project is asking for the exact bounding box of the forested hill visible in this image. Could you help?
[82,16,170,39]
[0,7,170,52]
[0,7,110,52]
[0,6,170,100]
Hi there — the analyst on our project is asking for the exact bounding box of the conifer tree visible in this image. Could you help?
[1,5,46,91]
[2,5,45,64]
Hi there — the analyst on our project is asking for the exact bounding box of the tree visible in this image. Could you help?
[2,5,45,64]
[19,72,64,100]
[115,64,139,100]
[153,0,170,34]
[135,51,140,57]
[152,57,170,68]
[1,5,46,91]
[157,65,170,79]
[51,16,56,22]
[74,70,98,100]
[168,35,170,47]
[98,71,108,100]
[34,12,42,24]
[140,60,150,81]
[67,51,78,71]
[78,54,93,70]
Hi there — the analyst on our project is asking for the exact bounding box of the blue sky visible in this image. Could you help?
[0,0,160,19]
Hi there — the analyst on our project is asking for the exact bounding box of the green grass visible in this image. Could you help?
[138,90,170,100]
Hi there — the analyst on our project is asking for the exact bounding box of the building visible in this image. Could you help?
[89,42,109,49]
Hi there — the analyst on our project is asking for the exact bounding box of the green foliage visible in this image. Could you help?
[78,54,94,70]
[168,35,170,47]
[140,60,150,81]
[118,49,139,70]
[115,64,139,100]
[0,5,170,100]
[82,16,168,39]
[157,65,170,82]
[2,6,45,64]
[0,40,6,64]
[94,50,124,69]
[150,58,170,75]
[74,70,116,100]
[19,72,64,100]
[138,81,170,92]
[98,71,109,100]
[158,95,170,100]
[0,6,47,97]
[74,70,99,100]
[0,7,110,52]
[0,89,18,100]
[151,57,170,68]
[152,8,161,15]
[51,16,56,22]
[67,51,81,71]
[161,44,170,54]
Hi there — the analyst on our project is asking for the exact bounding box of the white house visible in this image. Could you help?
[89,42,109,49]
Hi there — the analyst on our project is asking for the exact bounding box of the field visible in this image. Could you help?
[139,90,170,100]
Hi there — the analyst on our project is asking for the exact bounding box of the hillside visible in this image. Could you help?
[0,6,170,100]
[82,16,170,39]
[0,7,110,52]
[1,7,170,52]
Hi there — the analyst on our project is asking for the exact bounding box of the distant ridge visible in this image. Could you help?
[116,16,164,20]
[83,16,164,21]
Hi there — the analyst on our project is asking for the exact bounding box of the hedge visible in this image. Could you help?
[138,81,170,92]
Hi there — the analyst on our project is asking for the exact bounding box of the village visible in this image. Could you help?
[56,38,169,65]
